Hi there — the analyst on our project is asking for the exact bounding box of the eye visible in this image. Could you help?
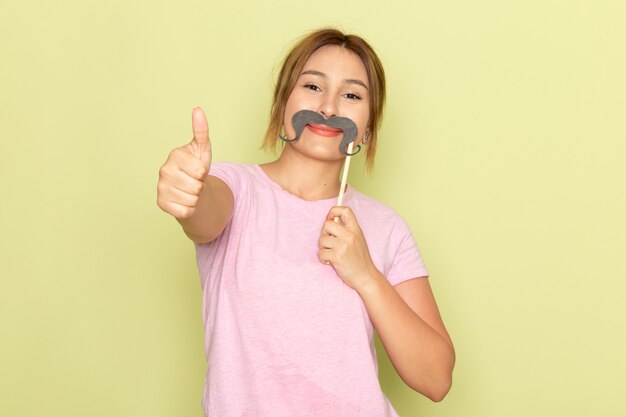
[345,93,362,100]
[304,83,321,92]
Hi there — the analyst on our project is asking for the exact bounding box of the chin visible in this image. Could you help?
[291,145,344,162]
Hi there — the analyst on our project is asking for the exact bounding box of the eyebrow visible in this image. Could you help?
[301,70,369,90]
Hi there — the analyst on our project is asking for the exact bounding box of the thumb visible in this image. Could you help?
[191,107,212,169]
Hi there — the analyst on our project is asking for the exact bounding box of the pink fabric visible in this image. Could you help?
[195,162,428,417]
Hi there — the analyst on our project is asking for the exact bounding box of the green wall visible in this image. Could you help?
[1,1,625,416]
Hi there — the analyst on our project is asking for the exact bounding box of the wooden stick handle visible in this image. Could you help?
[335,142,354,222]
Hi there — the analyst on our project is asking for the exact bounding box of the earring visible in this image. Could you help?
[278,127,297,143]
[362,131,370,145]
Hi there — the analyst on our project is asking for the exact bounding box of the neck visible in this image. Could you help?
[260,147,346,201]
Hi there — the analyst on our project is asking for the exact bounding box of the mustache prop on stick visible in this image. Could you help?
[279,109,360,217]
[279,110,361,156]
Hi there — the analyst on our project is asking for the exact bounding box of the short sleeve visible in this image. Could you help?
[385,217,429,286]
[209,162,242,198]
[195,162,249,289]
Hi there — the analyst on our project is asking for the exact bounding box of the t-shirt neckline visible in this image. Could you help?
[253,164,353,205]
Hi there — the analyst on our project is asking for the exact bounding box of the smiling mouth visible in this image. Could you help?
[306,123,343,137]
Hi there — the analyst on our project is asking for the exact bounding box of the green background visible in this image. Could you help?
[1,0,625,416]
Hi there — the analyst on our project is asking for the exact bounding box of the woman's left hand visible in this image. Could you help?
[318,206,378,290]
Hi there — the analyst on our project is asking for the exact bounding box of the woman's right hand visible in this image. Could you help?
[157,107,212,219]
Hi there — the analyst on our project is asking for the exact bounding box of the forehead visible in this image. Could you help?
[302,45,368,84]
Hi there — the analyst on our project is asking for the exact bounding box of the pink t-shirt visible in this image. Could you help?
[195,162,428,417]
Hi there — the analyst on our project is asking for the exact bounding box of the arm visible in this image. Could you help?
[176,175,233,243]
[319,206,455,401]
[357,275,455,402]
[157,107,234,243]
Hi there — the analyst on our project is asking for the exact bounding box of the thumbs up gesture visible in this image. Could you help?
[157,107,213,219]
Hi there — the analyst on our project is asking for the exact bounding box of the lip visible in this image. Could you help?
[306,123,343,137]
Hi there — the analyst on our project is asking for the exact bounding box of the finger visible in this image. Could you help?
[173,175,205,196]
[191,107,212,169]
[318,249,334,265]
[165,187,200,208]
[157,179,202,207]
[321,219,344,238]
[160,164,206,196]
[173,149,208,180]
[318,235,336,250]
[327,206,358,229]
[165,168,205,195]
[157,176,201,207]
[158,200,196,219]
[192,107,209,145]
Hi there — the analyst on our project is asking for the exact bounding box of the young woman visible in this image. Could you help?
[157,28,455,417]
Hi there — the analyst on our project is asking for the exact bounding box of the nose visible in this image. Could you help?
[318,95,339,119]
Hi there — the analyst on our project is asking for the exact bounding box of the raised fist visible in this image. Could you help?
[157,107,212,219]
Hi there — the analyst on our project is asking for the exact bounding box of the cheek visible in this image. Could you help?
[286,95,308,114]
[353,110,370,137]
[282,99,297,133]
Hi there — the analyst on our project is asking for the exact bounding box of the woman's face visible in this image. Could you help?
[283,45,370,161]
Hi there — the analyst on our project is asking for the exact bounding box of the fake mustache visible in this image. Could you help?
[279,110,361,156]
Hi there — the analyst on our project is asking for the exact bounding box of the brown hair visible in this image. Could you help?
[262,28,386,171]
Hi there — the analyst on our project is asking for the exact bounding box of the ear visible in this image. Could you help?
[362,129,370,144]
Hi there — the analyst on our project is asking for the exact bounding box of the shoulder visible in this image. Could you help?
[350,189,418,252]
[351,189,410,232]
[209,162,259,194]
[351,189,429,283]
[210,161,257,178]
